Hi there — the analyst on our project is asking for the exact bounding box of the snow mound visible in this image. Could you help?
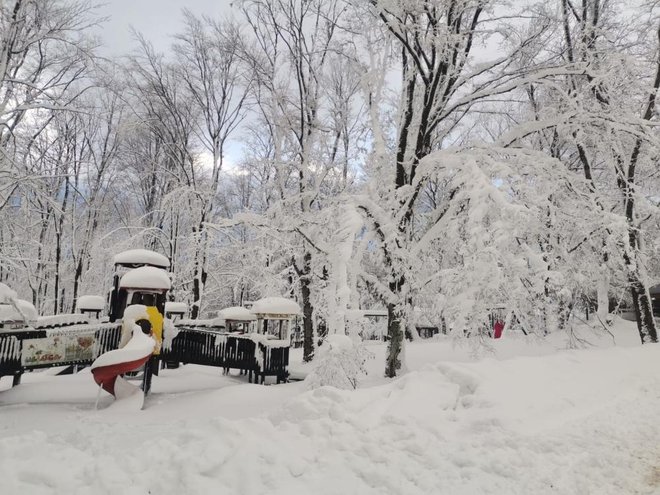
[1,335,659,495]
[103,378,145,411]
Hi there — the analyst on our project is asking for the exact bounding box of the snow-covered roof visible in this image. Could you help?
[165,302,188,314]
[119,266,171,291]
[77,295,105,311]
[251,297,301,316]
[218,306,257,321]
[346,308,388,318]
[113,249,170,268]
[177,318,225,328]
[0,299,38,323]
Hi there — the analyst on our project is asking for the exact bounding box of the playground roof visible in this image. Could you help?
[165,302,188,314]
[218,306,257,321]
[251,297,301,316]
[346,309,388,318]
[120,267,171,291]
[77,295,105,311]
[113,249,170,268]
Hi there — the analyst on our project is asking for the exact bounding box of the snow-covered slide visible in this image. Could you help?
[91,305,155,408]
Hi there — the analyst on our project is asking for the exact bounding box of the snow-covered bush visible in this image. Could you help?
[0,283,17,304]
[305,334,372,390]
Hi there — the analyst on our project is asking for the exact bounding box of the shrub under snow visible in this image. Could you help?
[305,334,372,390]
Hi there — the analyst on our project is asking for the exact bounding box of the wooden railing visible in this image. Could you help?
[1,324,289,386]
[0,324,122,383]
[162,327,289,383]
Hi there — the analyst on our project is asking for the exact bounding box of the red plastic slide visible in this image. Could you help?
[91,355,151,396]
[90,306,155,401]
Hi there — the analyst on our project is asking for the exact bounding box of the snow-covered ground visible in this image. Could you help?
[1,318,659,494]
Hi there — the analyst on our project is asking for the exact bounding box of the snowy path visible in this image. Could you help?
[0,332,659,494]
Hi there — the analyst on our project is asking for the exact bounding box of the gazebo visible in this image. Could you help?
[165,301,188,321]
[251,297,301,341]
[217,306,257,334]
[76,295,105,320]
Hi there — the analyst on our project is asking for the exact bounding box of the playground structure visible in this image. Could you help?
[0,249,298,398]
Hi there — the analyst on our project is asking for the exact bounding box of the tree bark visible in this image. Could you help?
[385,300,404,378]
[299,252,314,362]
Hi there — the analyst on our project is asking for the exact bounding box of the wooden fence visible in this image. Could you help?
[162,327,289,383]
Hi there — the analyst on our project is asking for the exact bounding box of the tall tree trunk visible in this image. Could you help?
[191,264,202,319]
[629,281,657,343]
[191,212,207,319]
[385,299,404,378]
[621,215,658,343]
[385,274,405,377]
[53,228,62,315]
[297,252,314,362]
[617,138,658,342]
[72,258,83,308]
[53,176,70,315]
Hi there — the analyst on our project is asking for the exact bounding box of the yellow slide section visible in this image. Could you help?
[145,306,164,355]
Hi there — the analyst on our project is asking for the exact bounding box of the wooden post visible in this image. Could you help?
[141,357,155,395]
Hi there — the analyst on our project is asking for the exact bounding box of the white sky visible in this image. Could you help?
[96,0,236,54]
[92,1,512,166]
[95,1,244,165]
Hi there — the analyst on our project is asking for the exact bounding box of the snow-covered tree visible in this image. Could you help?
[237,0,354,361]
[305,333,371,390]
[359,0,570,376]
[501,0,660,343]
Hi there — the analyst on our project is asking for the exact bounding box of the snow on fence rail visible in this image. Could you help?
[35,314,90,329]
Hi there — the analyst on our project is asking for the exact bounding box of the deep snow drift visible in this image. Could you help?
[0,319,659,495]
